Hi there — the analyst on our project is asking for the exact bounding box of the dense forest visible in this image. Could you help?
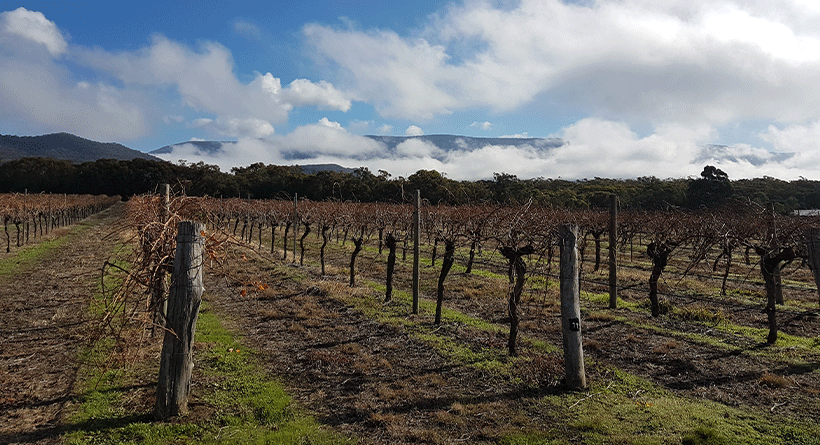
[1,157,818,212]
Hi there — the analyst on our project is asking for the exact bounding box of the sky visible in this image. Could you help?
[2,0,820,180]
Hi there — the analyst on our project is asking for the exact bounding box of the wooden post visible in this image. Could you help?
[412,189,420,315]
[154,184,171,333]
[559,224,586,390]
[609,194,618,308]
[293,194,298,265]
[156,221,205,419]
[807,228,820,308]
[162,184,170,220]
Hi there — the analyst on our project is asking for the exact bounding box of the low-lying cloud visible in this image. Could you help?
[155,117,820,181]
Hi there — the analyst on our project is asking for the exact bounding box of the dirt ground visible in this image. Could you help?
[1,209,818,444]
[0,204,124,444]
[201,236,820,443]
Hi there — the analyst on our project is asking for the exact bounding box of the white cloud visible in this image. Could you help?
[72,35,353,139]
[194,116,275,138]
[0,56,147,140]
[303,23,462,119]
[157,139,275,171]
[759,121,820,170]
[395,139,442,158]
[284,78,352,111]
[1,7,67,56]
[276,119,384,158]
[304,0,820,130]
[153,116,820,181]
[405,125,424,136]
[377,124,393,134]
[232,18,262,40]
[470,121,492,130]
[318,117,342,129]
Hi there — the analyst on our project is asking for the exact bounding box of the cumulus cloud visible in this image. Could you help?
[283,78,352,111]
[405,125,424,136]
[0,52,147,139]
[192,116,275,138]
[304,0,820,129]
[72,35,352,139]
[0,8,355,142]
[1,7,67,56]
[0,8,151,140]
[470,121,492,131]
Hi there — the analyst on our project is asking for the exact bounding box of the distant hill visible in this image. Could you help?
[152,140,230,156]
[0,133,160,163]
[152,135,563,170]
[299,164,355,174]
[363,134,564,152]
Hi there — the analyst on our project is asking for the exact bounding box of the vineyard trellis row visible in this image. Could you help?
[122,191,820,358]
[0,193,119,253]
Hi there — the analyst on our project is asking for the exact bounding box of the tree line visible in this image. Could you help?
[1,157,818,212]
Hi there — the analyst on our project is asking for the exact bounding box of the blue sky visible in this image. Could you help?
[3,1,820,180]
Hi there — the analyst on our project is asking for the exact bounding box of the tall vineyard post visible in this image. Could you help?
[560,224,586,390]
[609,194,618,308]
[807,227,820,308]
[292,194,298,265]
[156,221,205,419]
[149,184,170,335]
[412,189,420,315]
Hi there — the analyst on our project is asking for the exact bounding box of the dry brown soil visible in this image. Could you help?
[2,211,819,444]
[0,204,124,445]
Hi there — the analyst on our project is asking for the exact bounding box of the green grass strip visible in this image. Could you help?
[583,290,820,354]
[0,218,95,279]
[66,302,351,444]
[542,367,820,445]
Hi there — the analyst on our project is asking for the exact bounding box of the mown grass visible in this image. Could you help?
[0,225,79,278]
[541,367,820,445]
[80,220,819,445]
[65,302,351,444]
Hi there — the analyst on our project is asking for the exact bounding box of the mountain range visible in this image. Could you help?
[362,134,563,153]
[153,134,564,158]
[0,132,160,163]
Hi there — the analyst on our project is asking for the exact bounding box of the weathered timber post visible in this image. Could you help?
[609,194,618,308]
[412,189,420,315]
[807,228,820,308]
[150,184,171,335]
[156,221,205,419]
[559,224,586,390]
[293,194,298,265]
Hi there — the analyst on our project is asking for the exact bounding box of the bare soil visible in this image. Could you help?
[0,204,124,445]
[200,236,820,443]
[2,213,818,444]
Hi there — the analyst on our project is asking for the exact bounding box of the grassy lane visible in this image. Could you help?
[65,302,349,444]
